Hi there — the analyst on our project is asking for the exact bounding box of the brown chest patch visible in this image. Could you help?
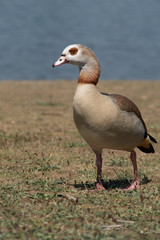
[69,47,78,55]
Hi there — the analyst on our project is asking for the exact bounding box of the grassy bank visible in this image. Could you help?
[0,80,159,239]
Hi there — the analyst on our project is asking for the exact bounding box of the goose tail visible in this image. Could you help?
[137,134,157,153]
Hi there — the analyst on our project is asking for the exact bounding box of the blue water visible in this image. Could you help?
[1,0,160,80]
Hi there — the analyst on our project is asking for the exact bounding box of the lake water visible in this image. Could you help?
[1,0,160,80]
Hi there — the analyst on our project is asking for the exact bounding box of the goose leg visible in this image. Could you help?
[124,150,140,190]
[95,153,105,191]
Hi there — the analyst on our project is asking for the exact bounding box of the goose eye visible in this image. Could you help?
[69,47,78,55]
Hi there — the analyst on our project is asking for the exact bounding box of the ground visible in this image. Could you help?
[0,80,159,240]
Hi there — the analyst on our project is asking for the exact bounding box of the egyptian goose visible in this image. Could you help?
[52,44,157,191]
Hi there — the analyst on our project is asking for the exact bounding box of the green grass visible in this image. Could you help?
[1,176,160,239]
[0,81,160,240]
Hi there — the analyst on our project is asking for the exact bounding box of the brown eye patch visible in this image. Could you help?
[69,47,78,55]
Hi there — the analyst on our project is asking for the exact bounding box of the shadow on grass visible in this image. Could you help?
[73,176,151,191]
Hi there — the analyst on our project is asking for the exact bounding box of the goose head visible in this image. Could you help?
[52,44,100,84]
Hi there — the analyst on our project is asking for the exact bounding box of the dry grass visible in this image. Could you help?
[0,80,160,239]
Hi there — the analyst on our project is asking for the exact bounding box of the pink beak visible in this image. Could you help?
[52,56,68,67]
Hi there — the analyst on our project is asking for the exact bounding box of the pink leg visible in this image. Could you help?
[95,153,105,191]
[124,150,140,190]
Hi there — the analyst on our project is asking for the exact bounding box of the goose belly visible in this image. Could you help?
[73,84,145,152]
[73,105,145,152]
